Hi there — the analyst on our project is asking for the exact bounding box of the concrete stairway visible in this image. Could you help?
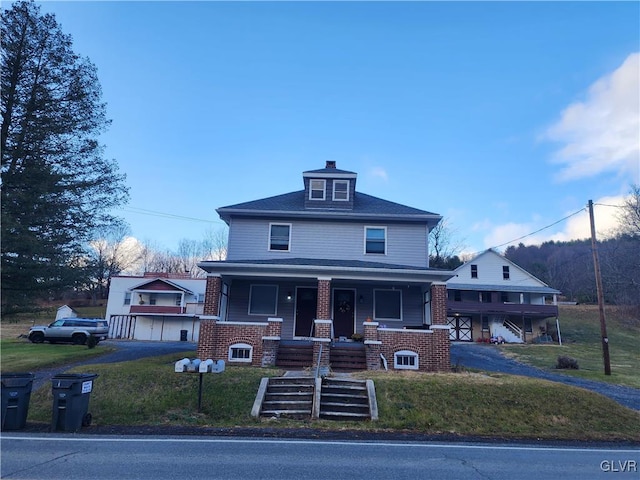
[255,376,315,419]
[318,377,374,421]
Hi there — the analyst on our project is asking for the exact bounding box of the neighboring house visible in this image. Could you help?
[446,249,560,343]
[55,305,79,321]
[105,273,206,342]
[196,162,455,372]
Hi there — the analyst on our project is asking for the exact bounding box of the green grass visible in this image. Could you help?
[25,355,640,441]
[1,339,116,372]
[501,305,640,388]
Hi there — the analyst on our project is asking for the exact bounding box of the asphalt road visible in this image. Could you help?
[451,343,640,411]
[1,434,638,480]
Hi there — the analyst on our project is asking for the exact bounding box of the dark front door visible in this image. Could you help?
[295,288,317,337]
[333,289,355,339]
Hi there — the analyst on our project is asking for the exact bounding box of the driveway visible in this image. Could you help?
[451,342,640,411]
[31,340,196,390]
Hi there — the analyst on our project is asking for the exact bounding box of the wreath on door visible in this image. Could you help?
[338,300,351,314]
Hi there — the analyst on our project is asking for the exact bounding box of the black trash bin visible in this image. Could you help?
[51,373,98,432]
[180,330,188,341]
[1,373,35,430]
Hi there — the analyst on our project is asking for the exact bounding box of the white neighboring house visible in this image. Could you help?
[446,249,560,343]
[55,305,79,321]
[105,273,206,342]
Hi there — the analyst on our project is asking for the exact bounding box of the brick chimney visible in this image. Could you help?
[325,160,336,169]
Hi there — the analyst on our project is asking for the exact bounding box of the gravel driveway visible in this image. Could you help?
[451,343,640,411]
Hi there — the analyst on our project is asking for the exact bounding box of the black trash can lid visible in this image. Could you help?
[1,373,34,388]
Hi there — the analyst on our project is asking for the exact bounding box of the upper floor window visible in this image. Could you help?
[309,179,326,200]
[249,284,278,316]
[149,294,157,305]
[365,227,386,254]
[197,293,205,304]
[332,180,349,201]
[124,292,131,305]
[503,266,510,280]
[269,223,291,251]
[471,264,478,278]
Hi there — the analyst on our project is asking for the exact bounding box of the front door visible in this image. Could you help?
[447,316,472,341]
[294,288,317,338]
[333,289,355,339]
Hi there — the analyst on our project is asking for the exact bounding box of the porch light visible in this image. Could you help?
[286,291,293,301]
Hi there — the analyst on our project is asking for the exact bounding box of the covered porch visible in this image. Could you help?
[196,259,454,372]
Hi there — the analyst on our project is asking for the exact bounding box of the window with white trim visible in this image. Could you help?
[333,180,349,201]
[503,265,510,280]
[365,227,386,254]
[197,293,205,304]
[394,350,419,370]
[229,343,253,363]
[309,179,326,200]
[124,292,131,305]
[374,289,402,321]
[249,284,278,315]
[269,223,291,251]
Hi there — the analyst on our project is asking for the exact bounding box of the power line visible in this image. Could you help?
[119,206,226,225]
[487,207,587,252]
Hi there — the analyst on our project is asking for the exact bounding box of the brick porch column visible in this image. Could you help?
[197,275,222,359]
[316,277,332,321]
[312,319,332,375]
[262,318,282,367]
[430,325,451,372]
[363,320,381,370]
[430,282,448,325]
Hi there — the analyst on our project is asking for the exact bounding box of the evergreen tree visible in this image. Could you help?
[1,1,128,313]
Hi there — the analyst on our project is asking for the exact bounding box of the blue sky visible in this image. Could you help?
[35,1,639,256]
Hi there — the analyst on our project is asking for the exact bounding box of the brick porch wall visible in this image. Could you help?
[376,326,451,373]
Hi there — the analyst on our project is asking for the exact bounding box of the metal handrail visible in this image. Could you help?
[315,342,323,378]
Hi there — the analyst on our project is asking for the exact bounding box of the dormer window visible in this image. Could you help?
[333,180,349,201]
[309,179,326,200]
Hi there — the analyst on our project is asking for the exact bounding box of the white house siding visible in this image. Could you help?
[226,218,428,268]
[105,276,206,342]
[448,250,548,289]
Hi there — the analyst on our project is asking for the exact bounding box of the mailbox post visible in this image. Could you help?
[174,358,225,412]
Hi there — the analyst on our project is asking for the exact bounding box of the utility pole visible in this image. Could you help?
[588,200,611,375]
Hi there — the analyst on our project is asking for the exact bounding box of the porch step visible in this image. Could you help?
[276,344,314,369]
[319,378,372,421]
[258,377,315,419]
[329,344,367,371]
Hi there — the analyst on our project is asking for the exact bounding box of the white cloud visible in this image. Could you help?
[545,52,640,182]
[479,195,626,251]
[368,166,389,182]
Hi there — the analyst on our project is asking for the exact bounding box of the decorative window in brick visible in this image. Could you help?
[124,292,131,305]
[269,223,291,251]
[503,266,510,280]
[333,180,349,201]
[471,264,478,278]
[249,284,278,315]
[374,289,402,321]
[394,350,419,370]
[365,227,386,254]
[310,179,326,200]
[229,343,252,363]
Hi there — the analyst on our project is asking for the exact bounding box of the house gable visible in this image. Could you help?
[448,249,559,292]
[129,278,194,294]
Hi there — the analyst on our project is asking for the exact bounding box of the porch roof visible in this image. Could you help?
[198,258,454,283]
[448,283,560,295]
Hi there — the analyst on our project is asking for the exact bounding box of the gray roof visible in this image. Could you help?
[303,166,357,175]
[198,257,455,283]
[217,190,440,223]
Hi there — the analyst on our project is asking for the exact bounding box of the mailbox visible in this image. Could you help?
[186,359,201,372]
[198,359,214,373]
[174,358,190,373]
[211,360,225,373]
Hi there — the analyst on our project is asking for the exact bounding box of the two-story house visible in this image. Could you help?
[447,249,560,343]
[196,162,455,372]
[105,273,206,342]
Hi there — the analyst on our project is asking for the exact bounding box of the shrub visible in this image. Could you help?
[556,356,579,370]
